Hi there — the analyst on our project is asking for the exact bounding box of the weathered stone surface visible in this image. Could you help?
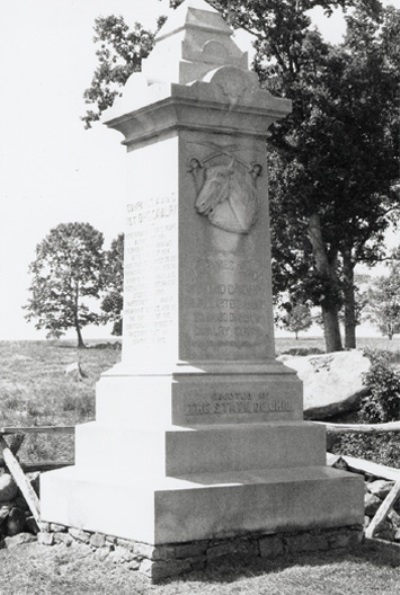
[285,532,329,553]
[364,493,382,516]
[116,537,136,552]
[37,522,51,533]
[174,541,208,560]
[7,507,26,536]
[69,528,91,544]
[278,350,370,419]
[4,532,36,550]
[54,532,73,546]
[95,546,113,562]
[90,532,106,548]
[367,480,395,499]
[109,546,136,564]
[207,539,258,560]
[50,523,67,533]
[259,535,284,558]
[133,542,156,560]
[0,474,18,502]
[126,559,141,571]
[38,532,54,546]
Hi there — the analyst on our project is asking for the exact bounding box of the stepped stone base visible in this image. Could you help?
[38,522,364,582]
[40,463,364,545]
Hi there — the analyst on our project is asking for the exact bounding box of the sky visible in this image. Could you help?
[0,0,398,341]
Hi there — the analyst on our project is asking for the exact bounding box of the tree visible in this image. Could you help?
[82,0,400,352]
[82,16,160,128]
[101,233,124,336]
[265,6,400,351]
[25,223,105,348]
[364,263,400,340]
[280,302,313,339]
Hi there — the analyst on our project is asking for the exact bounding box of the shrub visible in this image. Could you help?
[281,347,325,356]
[359,349,400,423]
[332,349,400,467]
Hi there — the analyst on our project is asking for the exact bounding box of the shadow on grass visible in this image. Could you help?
[159,542,400,586]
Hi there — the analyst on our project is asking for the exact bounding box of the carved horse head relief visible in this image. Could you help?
[190,154,262,234]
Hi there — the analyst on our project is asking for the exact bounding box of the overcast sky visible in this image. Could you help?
[0,0,397,340]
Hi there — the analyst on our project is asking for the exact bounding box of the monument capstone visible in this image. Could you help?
[40,0,364,574]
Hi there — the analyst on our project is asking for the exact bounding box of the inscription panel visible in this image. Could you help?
[183,252,270,359]
[124,194,178,348]
[173,381,303,425]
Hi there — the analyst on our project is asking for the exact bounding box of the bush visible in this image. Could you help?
[359,349,400,423]
[281,347,325,356]
[332,349,400,467]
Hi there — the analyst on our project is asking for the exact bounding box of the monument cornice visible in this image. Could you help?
[105,94,290,149]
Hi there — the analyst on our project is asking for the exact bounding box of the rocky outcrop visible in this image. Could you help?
[278,350,370,419]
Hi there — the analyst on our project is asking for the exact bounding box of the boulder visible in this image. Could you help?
[6,507,26,536]
[0,474,18,502]
[364,492,382,516]
[278,350,370,419]
[367,479,394,499]
[4,533,36,550]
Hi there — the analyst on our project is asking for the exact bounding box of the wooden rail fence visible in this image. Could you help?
[0,426,75,524]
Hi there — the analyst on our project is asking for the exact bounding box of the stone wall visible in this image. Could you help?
[36,523,363,582]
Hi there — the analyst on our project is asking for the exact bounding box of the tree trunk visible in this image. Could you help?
[321,306,342,352]
[342,251,357,349]
[308,213,342,352]
[74,281,85,348]
[76,325,85,349]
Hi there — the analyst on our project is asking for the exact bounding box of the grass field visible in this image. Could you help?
[0,339,121,463]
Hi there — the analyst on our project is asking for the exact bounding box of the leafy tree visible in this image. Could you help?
[264,6,400,351]
[280,302,313,339]
[82,0,400,353]
[25,223,104,347]
[363,263,400,340]
[101,233,124,336]
[82,16,161,128]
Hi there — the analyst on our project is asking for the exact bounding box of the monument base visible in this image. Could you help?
[38,520,364,582]
[40,366,364,556]
[40,460,363,544]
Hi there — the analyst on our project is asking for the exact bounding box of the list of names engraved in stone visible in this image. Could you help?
[185,254,269,354]
[124,195,177,346]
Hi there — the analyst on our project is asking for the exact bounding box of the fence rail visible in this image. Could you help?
[0,426,76,525]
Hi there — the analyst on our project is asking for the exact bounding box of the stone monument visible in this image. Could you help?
[41,0,364,579]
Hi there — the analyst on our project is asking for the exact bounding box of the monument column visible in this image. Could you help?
[40,0,364,576]
[95,0,304,428]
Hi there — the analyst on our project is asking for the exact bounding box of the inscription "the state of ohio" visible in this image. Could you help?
[185,391,294,417]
